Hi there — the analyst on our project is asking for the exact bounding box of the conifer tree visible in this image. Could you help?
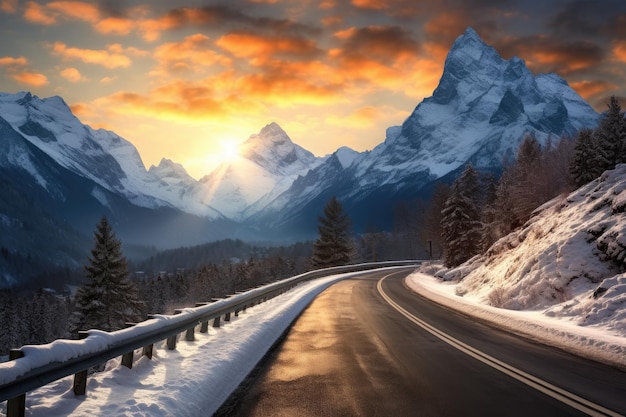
[570,128,603,188]
[311,196,353,268]
[440,164,482,268]
[72,217,143,332]
[596,96,626,168]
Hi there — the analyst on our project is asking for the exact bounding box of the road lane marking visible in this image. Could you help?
[377,273,623,417]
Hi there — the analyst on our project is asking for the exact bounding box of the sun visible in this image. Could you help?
[219,139,240,161]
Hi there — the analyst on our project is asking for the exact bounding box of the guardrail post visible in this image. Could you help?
[167,311,181,349]
[7,349,25,417]
[185,327,195,341]
[195,303,210,333]
[213,316,221,328]
[121,351,134,369]
[73,331,89,395]
[224,312,231,322]
[142,344,153,359]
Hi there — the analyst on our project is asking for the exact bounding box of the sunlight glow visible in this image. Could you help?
[220,140,240,161]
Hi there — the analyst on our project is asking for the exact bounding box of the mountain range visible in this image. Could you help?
[0,27,600,284]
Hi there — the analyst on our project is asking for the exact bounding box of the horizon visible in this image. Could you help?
[1,1,625,179]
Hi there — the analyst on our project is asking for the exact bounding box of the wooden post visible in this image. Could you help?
[73,331,89,395]
[142,344,153,359]
[195,303,210,333]
[121,351,134,369]
[7,349,25,417]
[167,310,182,350]
[185,326,195,341]
[166,334,177,350]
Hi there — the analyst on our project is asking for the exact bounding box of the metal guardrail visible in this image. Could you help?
[0,261,420,415]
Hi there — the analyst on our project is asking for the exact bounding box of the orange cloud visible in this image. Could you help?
[0,56,28,67]
[496,36,604,74]
[24,0,100,24]
[60,67,83,82]
[50,42,133,68]
[1,0,17,13]
[570,80,617,100]
[12,71,48,87]
[216,32,320,65]
[24,1,56,24]
[321,15,342,27]
[47,1,100,23]
[151,34,231,76]
[95,16,135,36]
[613,41,626,63]
[351,0,389,10]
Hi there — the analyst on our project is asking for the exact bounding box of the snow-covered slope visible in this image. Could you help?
[438,164,626,336]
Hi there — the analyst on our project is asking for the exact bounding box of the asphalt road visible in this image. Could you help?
[219,268,626,417]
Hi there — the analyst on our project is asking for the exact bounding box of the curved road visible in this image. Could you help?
[219,268,626,416]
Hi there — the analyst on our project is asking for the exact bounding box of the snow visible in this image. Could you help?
[405,270,626,369]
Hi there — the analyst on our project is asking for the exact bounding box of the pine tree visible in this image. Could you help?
[72,217,143,333]
[570,128,603,187]
[440,164,482,268]
[311,196,353,268]
[596,96,626,168]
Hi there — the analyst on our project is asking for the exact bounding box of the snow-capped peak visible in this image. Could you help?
[149,158,195,183]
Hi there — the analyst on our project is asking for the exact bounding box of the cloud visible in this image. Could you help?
[11,71,49,87]
[47,1,100,22]
[351,0,389,10]
[496,35,605,74]
[570,80,617,100]
[95,16,135,35]
[0,56,28,67]
[613,41,626,62]
[60,67,83,82]
[215,31,321,65]
[23,1,57,24]
[151,34,231,76]
[333,25,420,62]
[0,56,49,88]
[23,0,101,25]
[50,42,134,68]
[1,0,18,13]
[138,5,320,42]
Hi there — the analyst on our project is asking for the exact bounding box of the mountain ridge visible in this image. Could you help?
[0,27,603,280]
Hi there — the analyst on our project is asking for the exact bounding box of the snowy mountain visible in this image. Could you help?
[193,122,324,220]
[246,28,599,237]
[0,27,604,276]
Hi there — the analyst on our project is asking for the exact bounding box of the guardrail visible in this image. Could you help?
[0,261,420,416]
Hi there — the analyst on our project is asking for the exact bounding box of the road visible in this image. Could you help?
[218,268,626,417]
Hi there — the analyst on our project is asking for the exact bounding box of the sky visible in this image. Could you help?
[0,0,625,179]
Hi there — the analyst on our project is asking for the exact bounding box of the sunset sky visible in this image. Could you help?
[1,0,625,179]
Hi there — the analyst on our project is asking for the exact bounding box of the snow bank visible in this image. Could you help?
[406,271,626,369]
[436,165,626,338]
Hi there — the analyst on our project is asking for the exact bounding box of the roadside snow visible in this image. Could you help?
[405,166,626,370]
[406,270,626,369]
[0,271,363,417]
